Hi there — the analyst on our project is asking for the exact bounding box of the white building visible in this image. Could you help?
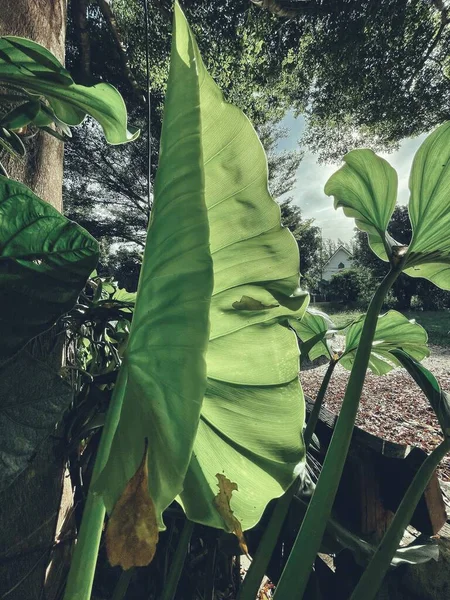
[322,246,353,281]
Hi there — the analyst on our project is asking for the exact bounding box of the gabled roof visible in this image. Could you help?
[323,245,353,267]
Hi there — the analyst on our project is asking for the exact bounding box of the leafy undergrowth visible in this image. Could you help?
[312,306,450,348]
[301,344,450,481]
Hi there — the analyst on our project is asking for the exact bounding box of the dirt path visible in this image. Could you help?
[300,344,450,480]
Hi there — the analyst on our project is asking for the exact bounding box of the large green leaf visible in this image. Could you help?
[339,310,429,375]
[391,348,450,438]
[403,122,450,289]
[0,36,139,144]
[0,348,72,491]
[98,2,308,533]
[0,176,99,363]
[324,149,398,261]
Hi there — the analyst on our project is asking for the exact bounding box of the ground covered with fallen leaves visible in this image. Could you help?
[301,344,450,481]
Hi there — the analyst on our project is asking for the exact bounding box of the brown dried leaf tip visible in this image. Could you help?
[213,473,249,556]
[106,438,159,570]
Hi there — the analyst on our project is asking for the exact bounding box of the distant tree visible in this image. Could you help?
[279,198,321,286]
[65,119,310,288]
[328,268,361,304]
[254,0,450,162]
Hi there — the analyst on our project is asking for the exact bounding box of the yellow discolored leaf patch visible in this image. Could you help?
[106,438,159,570]
[213,473,249,555]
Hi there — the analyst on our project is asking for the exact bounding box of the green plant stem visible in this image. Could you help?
[304,359,337,450]
[160,519,195,600]
[237,480,298,600]
[112,568,134,600]
[351,438,450,600]
[63,368,129,600]
[273,268,399,600]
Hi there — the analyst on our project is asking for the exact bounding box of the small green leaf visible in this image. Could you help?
[0,176,99,363]
[0,100,40,129]
[290,309,335,362]
[0,36,139,144]
[391,348,450,438]
[0,127,26,157]
[324,149,398,261]
[340,310,429,375]
[403,122,450,289]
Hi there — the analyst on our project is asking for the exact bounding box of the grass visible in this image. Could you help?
[311,303,450,347]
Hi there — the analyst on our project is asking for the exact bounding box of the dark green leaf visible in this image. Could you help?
[0,176,99,363]
[0,348,72,492]
[0,36,139,144]
[0,100,40,129]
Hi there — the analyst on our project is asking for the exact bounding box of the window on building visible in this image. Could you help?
[338,262,345,269]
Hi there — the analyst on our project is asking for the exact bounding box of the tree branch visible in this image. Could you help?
[250,0,322,18]
[406,1,449,90]
[96,0,145,99]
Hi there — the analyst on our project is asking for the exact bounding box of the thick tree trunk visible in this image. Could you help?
[0,0,67,210]
[0,2,68,599]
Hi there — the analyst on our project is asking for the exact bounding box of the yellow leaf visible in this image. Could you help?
[213,473,249,556]
[105,438,159,570]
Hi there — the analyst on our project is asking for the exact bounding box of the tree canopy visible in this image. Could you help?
[64,0,450,286]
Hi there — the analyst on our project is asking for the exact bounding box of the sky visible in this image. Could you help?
[277,112,427,243]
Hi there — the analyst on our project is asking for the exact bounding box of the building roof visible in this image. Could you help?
[323,245,353,267]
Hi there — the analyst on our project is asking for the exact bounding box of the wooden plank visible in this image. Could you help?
[305,396,447,536]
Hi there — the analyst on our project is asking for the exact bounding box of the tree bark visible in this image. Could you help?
[0,2,68,599]
[0,0,67,210]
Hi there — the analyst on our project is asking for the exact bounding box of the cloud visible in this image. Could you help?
[278,114,430,241]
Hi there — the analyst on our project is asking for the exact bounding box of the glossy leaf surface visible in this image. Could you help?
[0,36,138,144]
[0,348,72,491]
[0,176,99,363]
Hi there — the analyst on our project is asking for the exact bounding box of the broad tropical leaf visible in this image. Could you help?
[324,150,397,261]
[0,348,72,491]
[290,308,335,361]
[339,310,429,375]
[0,36,139,144]
[98,1,308,534]
[0,176,99,363]
[391,349,450,438]
[403,122,450,289]
[290,308,355,362]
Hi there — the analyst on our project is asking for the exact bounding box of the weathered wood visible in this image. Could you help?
[306,397,447,538]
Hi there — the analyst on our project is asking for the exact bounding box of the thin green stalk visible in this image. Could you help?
[273,268,400,600]
[351,438,450,600]
[64,368,129,600]
[237,480,298,600]
[304,359,337,450]
[111,568,134,600]
[160,519,194,600]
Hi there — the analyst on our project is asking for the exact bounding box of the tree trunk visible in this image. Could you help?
[0,2,68,599]
[0,0,67,210]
